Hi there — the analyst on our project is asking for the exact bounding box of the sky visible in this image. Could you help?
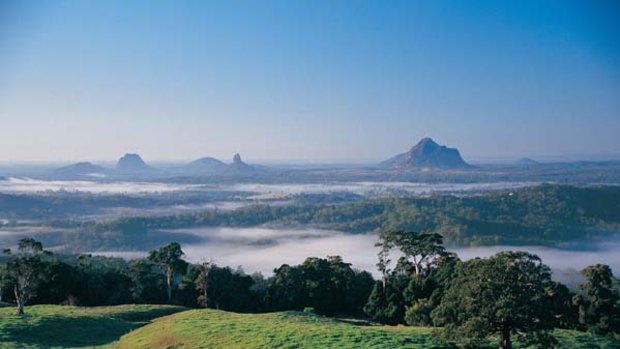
[1,0,619,163]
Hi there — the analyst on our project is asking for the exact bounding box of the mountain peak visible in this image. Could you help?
[229,153,255,172]
[116,153,152,172]
[417,137,438,147]
[233,153,243,164]
[381,138,470,170]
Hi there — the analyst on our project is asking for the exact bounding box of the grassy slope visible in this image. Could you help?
[0,304,185,349]
[108,309,441,349]
[0,305,618,349]
[109,309,620,349]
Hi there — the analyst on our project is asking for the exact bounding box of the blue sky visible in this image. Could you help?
[1,0,619,163]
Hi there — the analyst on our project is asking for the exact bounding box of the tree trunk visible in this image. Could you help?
[166,269,172,302]
[414,263,421,278]
[500,327,511,349]
[203,280,207,302]
[14,286,24,315]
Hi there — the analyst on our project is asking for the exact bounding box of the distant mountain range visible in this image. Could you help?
[381,138,470,169]
[183,153,255,174]
[51,139,473,177]
[53,152,257,178]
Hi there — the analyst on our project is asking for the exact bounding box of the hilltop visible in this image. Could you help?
[116,153,153,173]
[381,138,470,169]
[185,157,228,173]
[109,308,619,349]
[53,162,107,177]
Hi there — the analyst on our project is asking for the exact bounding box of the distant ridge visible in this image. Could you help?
[116,153,153,173]
[515,157,539,165]
[54,162,107,176]
[185,157,228,172]
[381,138,470,169]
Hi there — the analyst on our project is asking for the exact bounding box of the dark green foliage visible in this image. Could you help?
[266,256,374,316]
[126,259,166,304]
[363,281,406,325]
[546,281,579,329]
[33,259,77,304]
[367,230,453,326]
[404,253,460,326]
[576,264,620,337]
[432,251,560,349]
[147,242,188,302]
[21,184,620,251]
[203,265,257,312]
[72,254,133,305]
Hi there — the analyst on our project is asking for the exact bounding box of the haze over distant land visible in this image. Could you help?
[0,1,619,162]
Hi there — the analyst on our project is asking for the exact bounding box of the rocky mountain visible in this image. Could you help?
[116,153,153,173]
[54,162,107,176]
[381,138,470,169]
[228,153,255,172]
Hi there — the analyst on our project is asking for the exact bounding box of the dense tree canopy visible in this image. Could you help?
[575,264,620,337]
[13,184,619,251]
[266,256,374,316]
[431,251,560,349]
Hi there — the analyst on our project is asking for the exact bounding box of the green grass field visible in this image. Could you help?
[108,308,620,349]
[0,304,185,349]
[1,304,619,349]
[108,309,443,349]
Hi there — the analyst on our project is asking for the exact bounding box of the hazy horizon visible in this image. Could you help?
[2,1,619,162]
[1,148,620,167]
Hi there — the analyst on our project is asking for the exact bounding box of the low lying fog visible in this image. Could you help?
[0,177,201,194]
[94,227,620,280]
[0,177,535,196]
[224,181,537,196]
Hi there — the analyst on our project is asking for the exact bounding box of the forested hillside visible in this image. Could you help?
[38,184,620,250]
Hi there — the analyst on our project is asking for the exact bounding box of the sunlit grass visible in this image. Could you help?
[108,309,620,349]
[1,305,618,349]
[0,304,185,349]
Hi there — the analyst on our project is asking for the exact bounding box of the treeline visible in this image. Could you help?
[364,231,620,347]
[0,190,241,220]
[1,234,619,348]
[51,184,620,250]
[0,239,373,317]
